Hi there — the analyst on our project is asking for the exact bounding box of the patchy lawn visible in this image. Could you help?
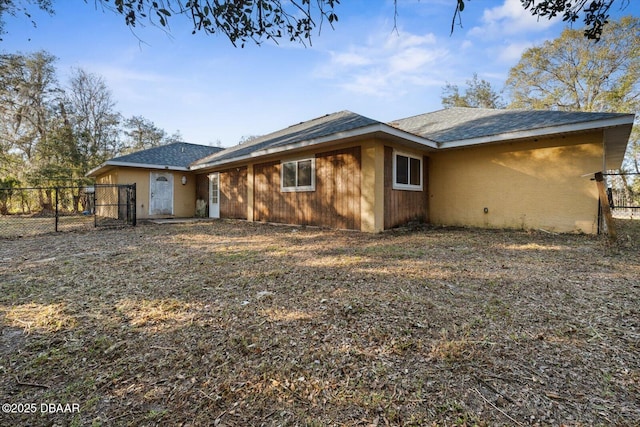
[1,220,639,426]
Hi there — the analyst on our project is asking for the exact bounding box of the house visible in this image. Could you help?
[87,142,222,218]
[88,108,636,233]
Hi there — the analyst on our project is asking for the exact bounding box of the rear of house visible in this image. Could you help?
[90,108,635,234]
[392,108,633,234]
[191,108,634,234]
[191,112,435,232]
[88,142,222,219]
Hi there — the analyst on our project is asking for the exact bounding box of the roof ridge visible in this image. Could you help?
[286,110,356,128]
[191,110,381,169]
[198,111,371,163]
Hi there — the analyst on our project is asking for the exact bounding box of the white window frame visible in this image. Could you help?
[392,150,423,191]
[280,157,316,192]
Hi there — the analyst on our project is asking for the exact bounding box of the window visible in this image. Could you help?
[393,151,423,191]
[281,158,315,192]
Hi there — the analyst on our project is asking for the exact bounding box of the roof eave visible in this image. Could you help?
[86,161,190,177]
[604,120,635,169]
[438,115,636,149]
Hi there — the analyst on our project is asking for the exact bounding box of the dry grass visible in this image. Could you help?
[0,215,95,238]
[1,219,639,426]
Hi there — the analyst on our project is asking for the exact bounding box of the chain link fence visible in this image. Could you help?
[0,184,135,238]
[94,184,137,228]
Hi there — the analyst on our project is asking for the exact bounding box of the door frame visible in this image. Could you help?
[208,172,220,219]
[149,171,174,216]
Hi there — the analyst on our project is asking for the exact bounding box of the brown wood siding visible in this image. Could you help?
[220,167,248,219]
[253,147,361,230]
[384,147,429,229]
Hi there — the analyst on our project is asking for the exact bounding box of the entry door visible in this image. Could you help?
[149,172,173,215]
[209,173,220,218]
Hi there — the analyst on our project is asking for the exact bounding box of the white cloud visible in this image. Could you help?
[330,51,373,67]
[497,41,535,63]
[383,32,437,50]
[315,29,450,97]
[469,0,558,39]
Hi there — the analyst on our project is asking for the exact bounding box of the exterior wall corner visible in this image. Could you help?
[360,141,385,232]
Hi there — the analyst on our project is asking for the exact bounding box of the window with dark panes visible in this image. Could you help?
[393,151,422,191]
[297,159,312,187]
[281,158,315,191]
[282,162,297,188]
[396,155,409,185]
[410,157,421,186]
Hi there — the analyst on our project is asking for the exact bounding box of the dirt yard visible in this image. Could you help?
[1,220,639,426]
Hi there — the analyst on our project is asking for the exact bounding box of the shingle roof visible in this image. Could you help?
[110,142,222,168]
[90,108,634,177]
[389,107,633,144]
[191,111,381,168]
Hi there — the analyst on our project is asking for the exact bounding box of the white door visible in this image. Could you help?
[149,172,173,215]
[209,173,220,218]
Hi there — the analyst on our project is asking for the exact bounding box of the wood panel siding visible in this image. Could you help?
[253,147,361,230]
[220,167,248,219]
[384,146,429,229]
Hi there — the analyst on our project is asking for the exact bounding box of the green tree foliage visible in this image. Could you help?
[454,0,629,40]
[519,0,628,40]
[2,1,631,45]
[441,73,504,109]
[0,51,179,212]
[95,0,637,45]
[0,51,59,170]
[65,68,122,173]
[88,0,340,47]
[506,16,640,112]
[122,115,182,153]
[0,176,20,214]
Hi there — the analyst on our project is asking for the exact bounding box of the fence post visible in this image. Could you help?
[94,185,97,228]
[595,172,616,242]
[131,183,136,227]
[55,187,59,232]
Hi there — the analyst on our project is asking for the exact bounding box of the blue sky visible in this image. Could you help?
[1,0,636,147]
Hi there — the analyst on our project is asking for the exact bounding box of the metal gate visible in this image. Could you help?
[605,172,640,219]
[93,184,136,227]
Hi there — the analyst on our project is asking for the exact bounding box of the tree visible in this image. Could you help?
[505,16,640,112]
[65,68,122,173]
[519,0,628,41]
[453,0,630,41]
[99,0,341,46]
[238,135,261,145]
[506,16,639,203]
[122,115,182,153]
[2,1,632,45]
[0,0,53,40]
[0,176,20,214]
[441,73,504,109]
[0,51,59,172]
[0,51,184,211]
[123,115,168,152]
[96,0,636,44]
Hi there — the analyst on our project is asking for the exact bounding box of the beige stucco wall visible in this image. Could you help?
[96,167,196,219]
[360,140,385,232]
[94,170,119,218]
[428,132,604,234]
